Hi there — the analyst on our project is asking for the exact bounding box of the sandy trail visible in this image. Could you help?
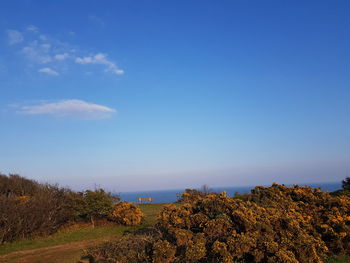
[0,239,106,263]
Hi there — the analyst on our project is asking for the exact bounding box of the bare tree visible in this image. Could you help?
[200,184,211,195]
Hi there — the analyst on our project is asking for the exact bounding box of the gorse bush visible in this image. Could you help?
[85,233,156,263]
[179,189,207,203]
[249,184,350,256]
[156,193,326,263]
[155,184,350,263]
[87,184,350,263]
[109,202,145,226]
[178,185,213,203]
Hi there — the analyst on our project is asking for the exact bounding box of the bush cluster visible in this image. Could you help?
[75,189,119,227]
[109,201,145,226]
[0,174,77,243]
[178,189,207,203]
[85,232,156,263]
[0,174,120,243]
[248,184,350,257]
[177,185,212,203]
[331,177,350,198]
[87,184,350,263]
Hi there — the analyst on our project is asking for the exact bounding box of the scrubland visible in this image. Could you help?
[1,174,350,263]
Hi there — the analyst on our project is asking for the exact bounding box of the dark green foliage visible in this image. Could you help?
[342,177,350,192]
[331,177,350,197]
[331,190,350,197]
[79,189,119,227]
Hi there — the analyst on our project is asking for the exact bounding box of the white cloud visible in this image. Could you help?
[17,99,116,119]
[7,30,23,45]
[41,43,51,51]
[7,26,124,76]
[112,69,125,75]
[38,67,59,76]
[22,42,52,63]
[27,25,39,33]
[75,53,124,75]
[54,53,69,61]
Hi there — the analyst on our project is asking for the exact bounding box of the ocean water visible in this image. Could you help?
[119,182,342,204]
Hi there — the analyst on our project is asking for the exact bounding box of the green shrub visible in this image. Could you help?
[78,189,118,227]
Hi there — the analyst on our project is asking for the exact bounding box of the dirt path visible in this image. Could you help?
[0,239,107,263]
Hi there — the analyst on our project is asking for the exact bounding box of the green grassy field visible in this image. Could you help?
[0,224,132,255]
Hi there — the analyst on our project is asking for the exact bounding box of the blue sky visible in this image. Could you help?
[0,0,349,191]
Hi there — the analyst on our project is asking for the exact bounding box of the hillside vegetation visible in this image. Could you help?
[87,183,350,263]
[1,174,350,263]
[0,203,164,263]
[0,174,125,243]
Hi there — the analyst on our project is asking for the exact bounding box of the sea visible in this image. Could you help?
[119,182,342,204]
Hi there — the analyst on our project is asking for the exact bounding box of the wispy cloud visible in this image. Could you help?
[54,53,69,61]
[5,26,124,76]
[7,30,23,45]
[16,99,116,119]
[38,67,59,76]
[26,25,39,33]
[75,53,124,75]
[88,15,105,27]
[22,42,52,63]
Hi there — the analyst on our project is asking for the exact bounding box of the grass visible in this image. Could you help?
[0,203,165,256]
[138,203,166,225]
[0,224,133,255]
[327,256,350,263]
[2,248,84,263]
